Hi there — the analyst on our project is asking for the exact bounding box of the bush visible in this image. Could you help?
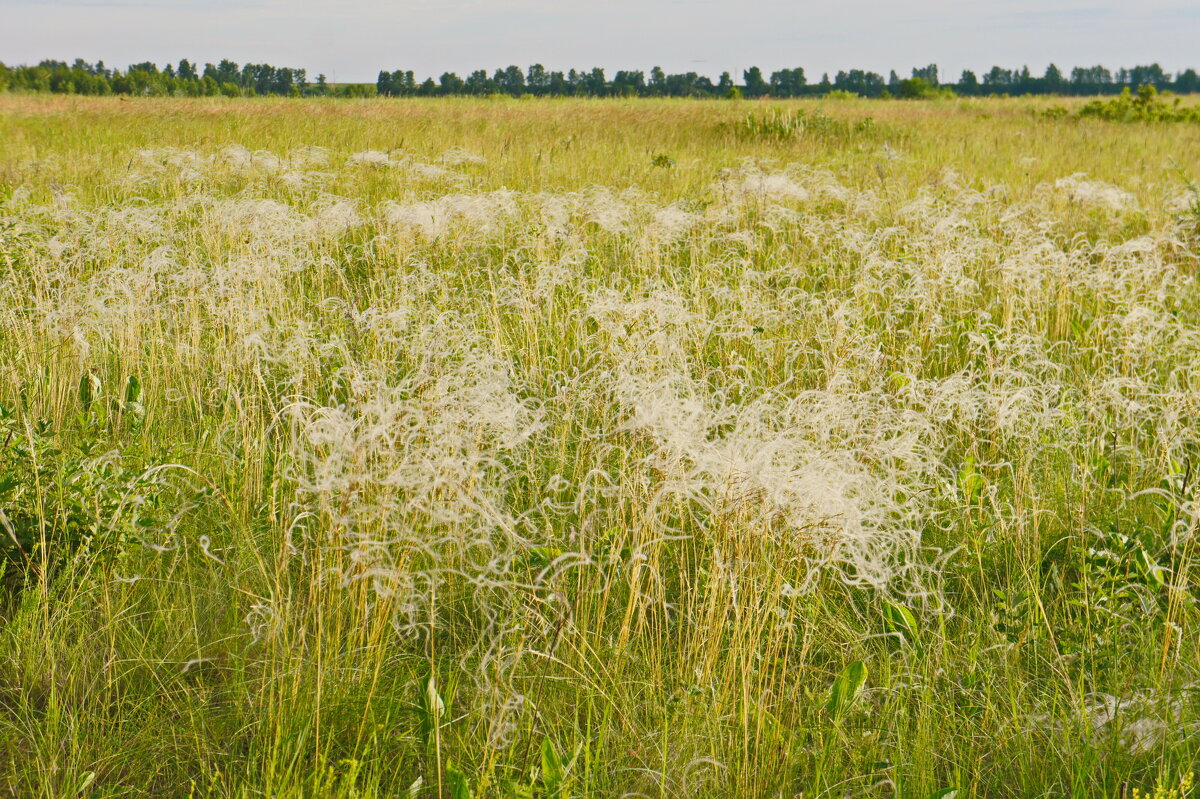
[339,83,377,98]
[0,379,185,591]
[1078,84,1200,122]
[898,77,955,99]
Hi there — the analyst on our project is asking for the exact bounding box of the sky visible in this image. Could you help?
[2,0,1198,83]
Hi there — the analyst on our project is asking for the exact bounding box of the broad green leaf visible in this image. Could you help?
[79,371,101,412]
[1136,547,1169,588]
[124,377,146,426]
[827,660,867,719]
[882,601,919,646]
[527,546,564,568]
[75,772,96,795]
[921,789,958,799]
[123,375,143,405]
[541,736,565,789]
[417,673,446,744]
[502,781,535,799]
[425,674,445,719]
[446,762,472,799]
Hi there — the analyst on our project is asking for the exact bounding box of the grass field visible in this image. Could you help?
[1,94,1199,798]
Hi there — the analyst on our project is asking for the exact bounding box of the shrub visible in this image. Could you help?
[1078,84,1200,122]
[898,77,955,99]
[0,382,183,591]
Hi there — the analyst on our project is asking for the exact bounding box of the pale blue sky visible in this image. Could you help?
[1,0,1196,82]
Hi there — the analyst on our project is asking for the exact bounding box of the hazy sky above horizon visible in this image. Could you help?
[2,0,1197,83]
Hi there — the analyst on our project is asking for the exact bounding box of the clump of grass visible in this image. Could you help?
[734,107,876,141]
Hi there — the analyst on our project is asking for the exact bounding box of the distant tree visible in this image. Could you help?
[465,69,493,94]
[492,65,522,95]
[439,72,464,94]
[649,66,667,96]
[3,55,1198,100]
[911,64,939,84]
[742,66,768,97]
[983,66,1013,91]
[584,67,607,96]
[663,71,713,97]
[1128,63,1169,90]
[835,69,885,96]
[223,60,242,85]
[1043,63,1065,93]
[612,70,645,96]
[526,63,549,95]
[1015,65,1034,93]
[769,68,805,97]
[1070,65,1112,94]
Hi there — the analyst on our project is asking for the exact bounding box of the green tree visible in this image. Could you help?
[742,66,768,97]
[526,64,549,95]
[497,65,525,95]
[649,66,667,95]
[1043,63,1065,93]
[911,63,938,84]
[769,67,806,97]
[612,70,645,96]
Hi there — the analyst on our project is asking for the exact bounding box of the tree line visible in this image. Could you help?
[0,59,324,97]
[3,58,1198,99]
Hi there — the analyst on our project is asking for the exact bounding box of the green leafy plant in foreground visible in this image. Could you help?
[500,737,583,799]
[0,374,172,590]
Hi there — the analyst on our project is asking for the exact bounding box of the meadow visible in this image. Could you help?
[0,94,1199,798]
